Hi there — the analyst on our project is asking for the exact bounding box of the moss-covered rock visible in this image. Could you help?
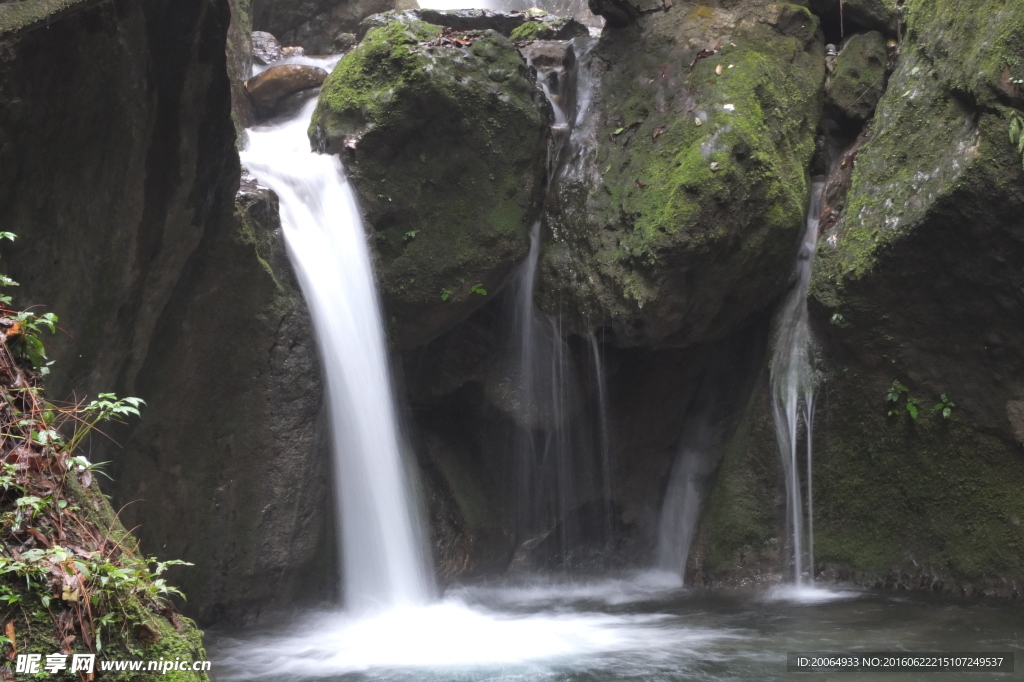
[693,0,1024,595]
[826,30,888,123]
[361,8,588,40]
[536,2,825,348]
[509,14,590,41]
[310,20,547,348]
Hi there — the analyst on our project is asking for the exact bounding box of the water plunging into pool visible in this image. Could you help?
[241,87,434,612]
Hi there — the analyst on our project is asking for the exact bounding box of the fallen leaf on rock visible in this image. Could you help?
[652,125,666,141]
[134,623,160,644]
[4,621,15,660]
[716,64,723,74]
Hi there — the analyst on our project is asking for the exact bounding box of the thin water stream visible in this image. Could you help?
[771,181,825,584]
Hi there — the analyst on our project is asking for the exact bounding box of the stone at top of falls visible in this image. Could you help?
[533,2,826,348]
[246,64,328,118]
[519,40,576,71]
[825,31,889,124]
[358,8,588,41]
[310,19,548,349]
[252,30,284,65]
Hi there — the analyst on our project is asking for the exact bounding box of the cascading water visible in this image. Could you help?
[502,41,616,562]
[587,331,614,550]
[770,181,824,585]
[241,70,434,611]
[655,438,708,578]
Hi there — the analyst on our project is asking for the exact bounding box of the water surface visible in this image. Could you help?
[211,575,1022,681]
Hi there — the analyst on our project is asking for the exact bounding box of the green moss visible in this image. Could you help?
[311,19,545,347]
[905,0,1024,99]
[508,17,573,41]
[537,3,825,344]
[0,0,99,36]
[812,374,1024,581]
[3,476,209,680]
[811,0,1024,301]
[690,379,780,579]
[827,31,888,121]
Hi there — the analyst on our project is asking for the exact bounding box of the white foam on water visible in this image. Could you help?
[761,584,861,605]
[452,570,685,607]
[214,597,741,680]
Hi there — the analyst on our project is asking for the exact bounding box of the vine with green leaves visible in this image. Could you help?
[0,232,190,661]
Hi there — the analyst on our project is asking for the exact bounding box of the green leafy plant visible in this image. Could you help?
[403,230,420,241]
[470,283,487,296]
[66,393,145,452]
[932,393,955,419]
[1010,91,1024,170]
[886,379,920,419]
[0,233,192,657]
[440,287,453,301]
[9,311,58,372]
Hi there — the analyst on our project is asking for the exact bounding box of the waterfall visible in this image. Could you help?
[770,181,824,585]
[505,220,589,558]
[588,332,614,552]
[655,443,706,577]
[500,41,618,562]
[241,91,434,611]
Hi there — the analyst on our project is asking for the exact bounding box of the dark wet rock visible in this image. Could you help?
[333,31,357,52]
[519,39,576,70]
[227,0,256,137]
[252,29,284,65]
[360,8,587,40]
[694,0,1024,594]
[808,0,898,34]
[535,2,826,348]
[826,31,888,124]
[246,63,328,118]
[310,20,548,348]
[254,0,415,54]
[587,0,640,29]
[0,0,335,628]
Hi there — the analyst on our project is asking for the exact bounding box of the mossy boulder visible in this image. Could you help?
[359,8,588,41]
[826,30,888,123]
[536,2,825,347]
[508,15,590,41]
[693,0,1024,594]
[310,20,548,348]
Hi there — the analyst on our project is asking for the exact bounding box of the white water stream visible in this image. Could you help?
[770,182,824,585]
[241,87,433,612]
